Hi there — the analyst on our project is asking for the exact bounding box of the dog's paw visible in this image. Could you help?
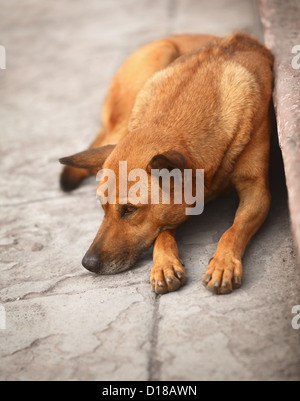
[202,256,243,295]
[150,259,187,295]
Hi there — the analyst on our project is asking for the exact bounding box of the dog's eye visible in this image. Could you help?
[121,205,137,217]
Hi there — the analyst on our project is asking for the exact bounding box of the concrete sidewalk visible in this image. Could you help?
[0,0,300,381]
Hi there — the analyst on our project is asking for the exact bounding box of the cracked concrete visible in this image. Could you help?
[0,0,300,381]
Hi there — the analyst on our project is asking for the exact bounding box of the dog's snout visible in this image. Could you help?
[82,251,103,274]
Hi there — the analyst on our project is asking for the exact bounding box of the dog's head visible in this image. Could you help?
[60,144,194,274]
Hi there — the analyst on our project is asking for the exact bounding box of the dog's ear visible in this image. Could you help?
[147,150,186,173]
[59,145,116,172]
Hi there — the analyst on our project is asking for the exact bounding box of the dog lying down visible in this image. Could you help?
[59,33,274,295]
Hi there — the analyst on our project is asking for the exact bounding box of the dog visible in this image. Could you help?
[59,33,274,295]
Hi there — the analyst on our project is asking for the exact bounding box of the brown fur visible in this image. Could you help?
[59,33,274,295]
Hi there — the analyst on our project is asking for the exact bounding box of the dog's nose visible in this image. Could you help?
[82,251,102,274]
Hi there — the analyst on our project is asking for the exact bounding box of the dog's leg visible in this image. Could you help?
[202,121,272,294]
[202,178,271,294]
[151,229,187,295]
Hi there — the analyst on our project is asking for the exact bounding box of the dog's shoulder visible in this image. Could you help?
[129,33,274,134]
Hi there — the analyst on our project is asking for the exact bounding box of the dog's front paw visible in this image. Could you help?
[202,255,243,295]
[151,259,187,295]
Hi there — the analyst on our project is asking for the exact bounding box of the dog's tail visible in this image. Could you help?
[60,165,91,192]
[59,144,116,192]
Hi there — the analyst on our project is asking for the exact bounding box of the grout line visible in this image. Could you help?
[252,0,264,40]
[167,0,179,34]
[147,294,162,381]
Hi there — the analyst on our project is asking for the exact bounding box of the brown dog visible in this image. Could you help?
[59,33,274,295]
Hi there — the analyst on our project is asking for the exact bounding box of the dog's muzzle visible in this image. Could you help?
[82,236,153,275]
[82,249,133,275]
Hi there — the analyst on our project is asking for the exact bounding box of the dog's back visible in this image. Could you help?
[128,33,273,195]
